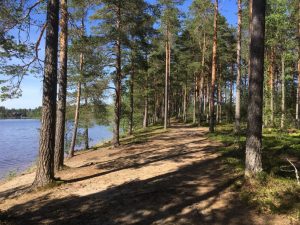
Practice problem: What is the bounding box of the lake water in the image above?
[0,119,112,179]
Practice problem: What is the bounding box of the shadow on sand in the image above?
[0,125,276,225]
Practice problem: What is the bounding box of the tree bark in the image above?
[206,80,210,123]
[143,78,148,128]
[230,64,234,122]
[296,1,300,128]
[32,0,59,188]
[297,82,299,127]
[112,4,121,147]
[168,32,171,126]
[245,0,266,177]
[84,126,89,149]
[248,0,253,81]
[198,33,206,126]
[235,0,242,133]
[209,0,218,132]
[164,28,169,129]
[203,86,206,121]
[69,15,85,156]
[281,56,285,129]
[84,91,89,149]
[69,80,81,157]
[217,78,222,124]
[154,88,158,123]
[270,48,275,126]
[128,61,134,135]
[54,0,68,171]
[183,82,187,123]
[193,74,197,124]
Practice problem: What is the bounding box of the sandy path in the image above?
[0,125,292,225]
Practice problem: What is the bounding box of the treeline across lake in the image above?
[0,107,42,119]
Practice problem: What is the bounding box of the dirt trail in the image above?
[0,125,292,225]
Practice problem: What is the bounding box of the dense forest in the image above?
[0,0,299,223]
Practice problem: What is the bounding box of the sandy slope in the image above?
[0,125,294,225]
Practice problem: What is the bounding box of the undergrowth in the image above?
[208,123,300,222]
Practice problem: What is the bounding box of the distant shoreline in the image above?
[0,117,40,119]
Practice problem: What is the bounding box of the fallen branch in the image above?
[286,158,300,185]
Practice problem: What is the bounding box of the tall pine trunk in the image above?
[33,0,59,188]
[230,64,234,122]
[164,29,169,129]
[248,0,253,82]
[69,16,85,157]
[206,81,210,123]
[69,80,81,157]
[235,0,242,133]
[183,81,187,123]
[245,0,266,177]
[143,77,148,128]
[168,34,171,126]
[296,2,300,128]
[203,85,206,121]
[209,0,218,132]
[217,79,222,123]
[270,48,275,126]
[193,74,197,124]
[54,0,68,171]
[112,5,121,147]
[84,90,89,150]
[128,61,134,135]
[297,59,300,127]
[198,33,206,126]
[84,126,89,149]
[281,56,285,129]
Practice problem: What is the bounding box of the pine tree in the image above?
[32,0,59,188]
[54,0,68,171]
[235,0,242,133]
[209,0,218,133]
[245,0,266,177]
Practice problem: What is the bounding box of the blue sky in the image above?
[1,0,237,109]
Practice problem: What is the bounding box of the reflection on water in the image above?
[0,119,112,179]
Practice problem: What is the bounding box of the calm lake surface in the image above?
[0,119,112,179]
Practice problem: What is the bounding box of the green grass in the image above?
[209,124,300,222]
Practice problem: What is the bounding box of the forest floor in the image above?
[0,124,297,225]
